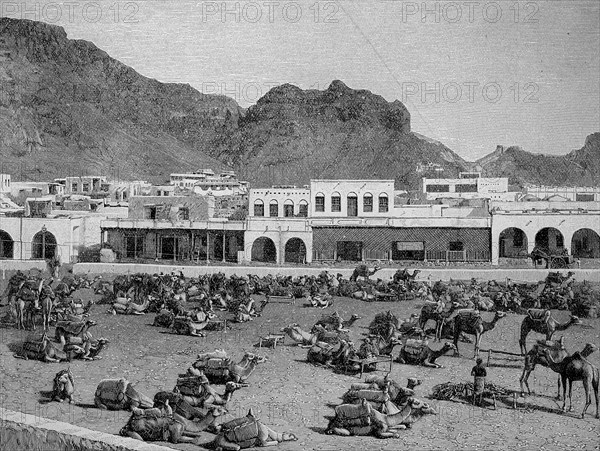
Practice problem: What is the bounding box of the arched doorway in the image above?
[251,237,276,263]
[0,230,14,259]
[571,228,600,258]
[535,227,564,253]
[32,229,57,259]
[284,238,306,263]
[498,227,528,258]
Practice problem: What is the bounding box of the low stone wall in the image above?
[73,262,600,282]
[0,408,172,451]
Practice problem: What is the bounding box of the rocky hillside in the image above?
[214,81,469,188]
[0,18,240,183]
[1,18,598,190]
[471,133,600,187]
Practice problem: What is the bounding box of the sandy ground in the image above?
[1,273,599,451]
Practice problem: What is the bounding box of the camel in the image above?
[396,340,457,368]
[349,263,382,282]
[55,319,97,345]
[312,312,361,333]
[13,333,71,363]
[307,339,354,367]
[311,324,351,344]
[368,311,401,342]
[51,368,74,403]
[193,353,267,384]
[95,378,154,410]
[41,295,53,331]
[327,397,437,438]
[542,346,600,419]
[209,408,298,450]
[281,324,318,347]
[158,380,248,412]
[362,335,402,357]
[393,269,421,283]
[111,296,150,315]
[64,335,110,361]
[519,337,568,398]
[120,401,227,444]
[344,378,420,412]
[519,309,581,355]
[419,301,460,342]
[453,310,507,358]
[172,315,210,337]
[520,340,597,399]
[16,279,44,330]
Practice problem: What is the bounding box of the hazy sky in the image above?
[4,0,600,160]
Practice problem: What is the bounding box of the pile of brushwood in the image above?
[430,381,513,402]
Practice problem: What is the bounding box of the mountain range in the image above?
[1,18,598,190]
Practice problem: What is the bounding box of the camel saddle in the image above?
[527,309,551,323]
[95,378,129,409]
[404,339,428,356]
[221,414,260,447]
[21,337,47,356]
[175,375,206,396]
[333,402,373,427]
[18,286,39,302]
[457,310,482,329]
[55,321,88,335]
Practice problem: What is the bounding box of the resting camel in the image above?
[519,309,581,355]
[349,263,381,282]
[453,310,507,358]
[52,368,75,403]
[327,397,437,438]
[120,401,227,444]
[193,352,267,384]
[313,312,361,333]
[281,324,318,347]
[396,340,457,368]
[13,333,71,363]
[210,408,298,450]
[542,345,600,419]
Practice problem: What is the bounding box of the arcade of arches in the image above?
[498,226,600,259]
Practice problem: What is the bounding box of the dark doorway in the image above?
[572,228,600,258]
[125,235,144,258]
[251,237,277,263]
[336,241,363,261]
[32,230,57,259]
[285,238,306,263]
[161,237,179,260]
[535,227,564,252]
[0,230,14,259]
[392,241,424,261]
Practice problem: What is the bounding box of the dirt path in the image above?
[1,278,599,450]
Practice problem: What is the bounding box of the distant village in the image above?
[0,168,599,267]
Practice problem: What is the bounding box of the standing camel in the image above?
[542,345,600,419]
[519,309,581,355]
[349,263,381,282]
[453,310,507,358]
[419,301,460,342]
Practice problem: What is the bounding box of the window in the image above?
[347,194,358,217]
[378,193,389,213]
[455,184,477,193]
[269,201,278,217]
[298,201,308,217]
[576,193,594,202]
[331,192,341,212]
[556,234,564,248]
[253,200,264,217]
[363,194,373,212]
[513,229,524,247]
[144,206,157,220]
[284,203,294,217]
[426,184,450,192]
[315,194,325,212]
[178,207,190,220]
[82,183,90,192]
[449,241,464,251]
[71,183,78,192]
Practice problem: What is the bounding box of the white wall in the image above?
[310,180,394,217]
[249,188,310,217]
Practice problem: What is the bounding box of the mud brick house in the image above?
[101,195,245,262]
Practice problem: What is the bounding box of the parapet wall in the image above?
[0,408,172,451]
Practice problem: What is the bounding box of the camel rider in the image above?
[471,358,487,406]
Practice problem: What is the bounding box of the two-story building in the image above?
[422,173,517,201]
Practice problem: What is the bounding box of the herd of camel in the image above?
[1,264,599,449]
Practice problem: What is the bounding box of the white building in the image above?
[1,174,11,194]
[523,185,600,202]
[310,180,395,217]
[422,173,513,200]
[170,169,248,197]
